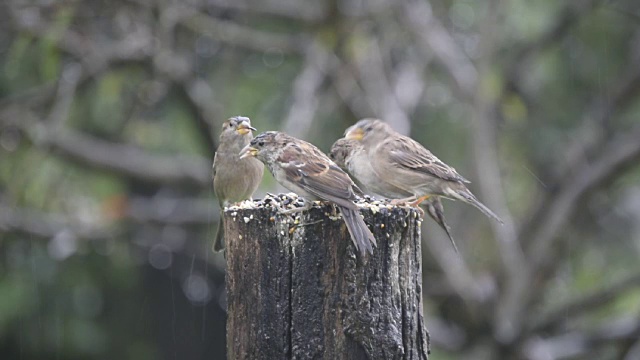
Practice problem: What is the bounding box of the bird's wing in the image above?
[383,136,470,183]
[211,152,218,181]
[277,143,361,208]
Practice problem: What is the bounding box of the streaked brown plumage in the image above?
[330,137,459,252]
[212,116,264,252]
[329,138,410,199]
[240,131,376,256]
[345,119,503,224]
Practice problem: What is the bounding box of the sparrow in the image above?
[345,119,503,224]
[239,131,376,256]
[330,137,459,252]
[329,138,411,199]
[212,116,264,252]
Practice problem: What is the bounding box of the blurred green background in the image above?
[1,0,640,359]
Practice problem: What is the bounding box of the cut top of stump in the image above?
[223,193,430,360]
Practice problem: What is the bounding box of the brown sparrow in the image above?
[345,119,502,224]
[330,137,459,252]
[212,116,264,252]
[329,138,411,199]
[239,131,376,256]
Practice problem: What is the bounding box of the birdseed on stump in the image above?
[224,193,430,360]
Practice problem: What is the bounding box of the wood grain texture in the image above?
[225,201,429,360]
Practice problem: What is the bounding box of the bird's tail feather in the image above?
[453,189,504,224]
[212,219,225,252]
[425,198,458,253]
[340,207,376,256]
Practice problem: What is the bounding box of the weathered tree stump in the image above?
[224,194,430,360]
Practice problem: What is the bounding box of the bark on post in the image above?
[224,194,430,360]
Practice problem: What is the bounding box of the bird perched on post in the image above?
[330,137,458,252]
[239,131,376,256]
[329,138,410,199]
[212,116,264,252]
[345,119,503,224]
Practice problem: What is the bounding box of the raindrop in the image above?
[148,244,172,270]
[262,48,284,68]
[183,274,212,304]
[0,127,21,152]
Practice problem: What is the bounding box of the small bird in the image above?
[212,116,264,252]
[345,119,503,224]
[239,131,376,256]
[330,137,459,252]
[329,138,410,199]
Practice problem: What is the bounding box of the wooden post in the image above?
[224,195,430,360]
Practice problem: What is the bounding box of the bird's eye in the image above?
[229,123,233,128]
[258,141,265,147]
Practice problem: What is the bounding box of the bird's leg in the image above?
[409,195,430,207]
[389,196,417,206]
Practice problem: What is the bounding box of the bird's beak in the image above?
[345,126,364,141]
[239,145,258,159]
[236,122,257,135]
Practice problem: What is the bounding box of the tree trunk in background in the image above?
[224,200,430,360]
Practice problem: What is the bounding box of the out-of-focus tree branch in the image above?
[423,236,492,307]
[179,6,306,54]
[0,203,113,240]
[468,0,529,343]
[176,78,221,153]
[425,316,467,352]
[37,126,210,187]
[328,55,374,118]
[47,64,82,128]
[12,12,152,74]
[506,0,603,81]
[206,0,327,23]
[354,38,413,134]
[126,196,216,225]
[0,195,216,240]
[523,317,640,360]
[531,271,640,334]
[2,107,211,187]
[519,60,640,245]
[402,0,528,336]
[502,1,603,116]
[401,0,640,347]
[504,60,640,333]
[282,42,330,139]
[526,130,640,268]
[402,0,477,99]
[555,61,640,180]
[500,126,640,343]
